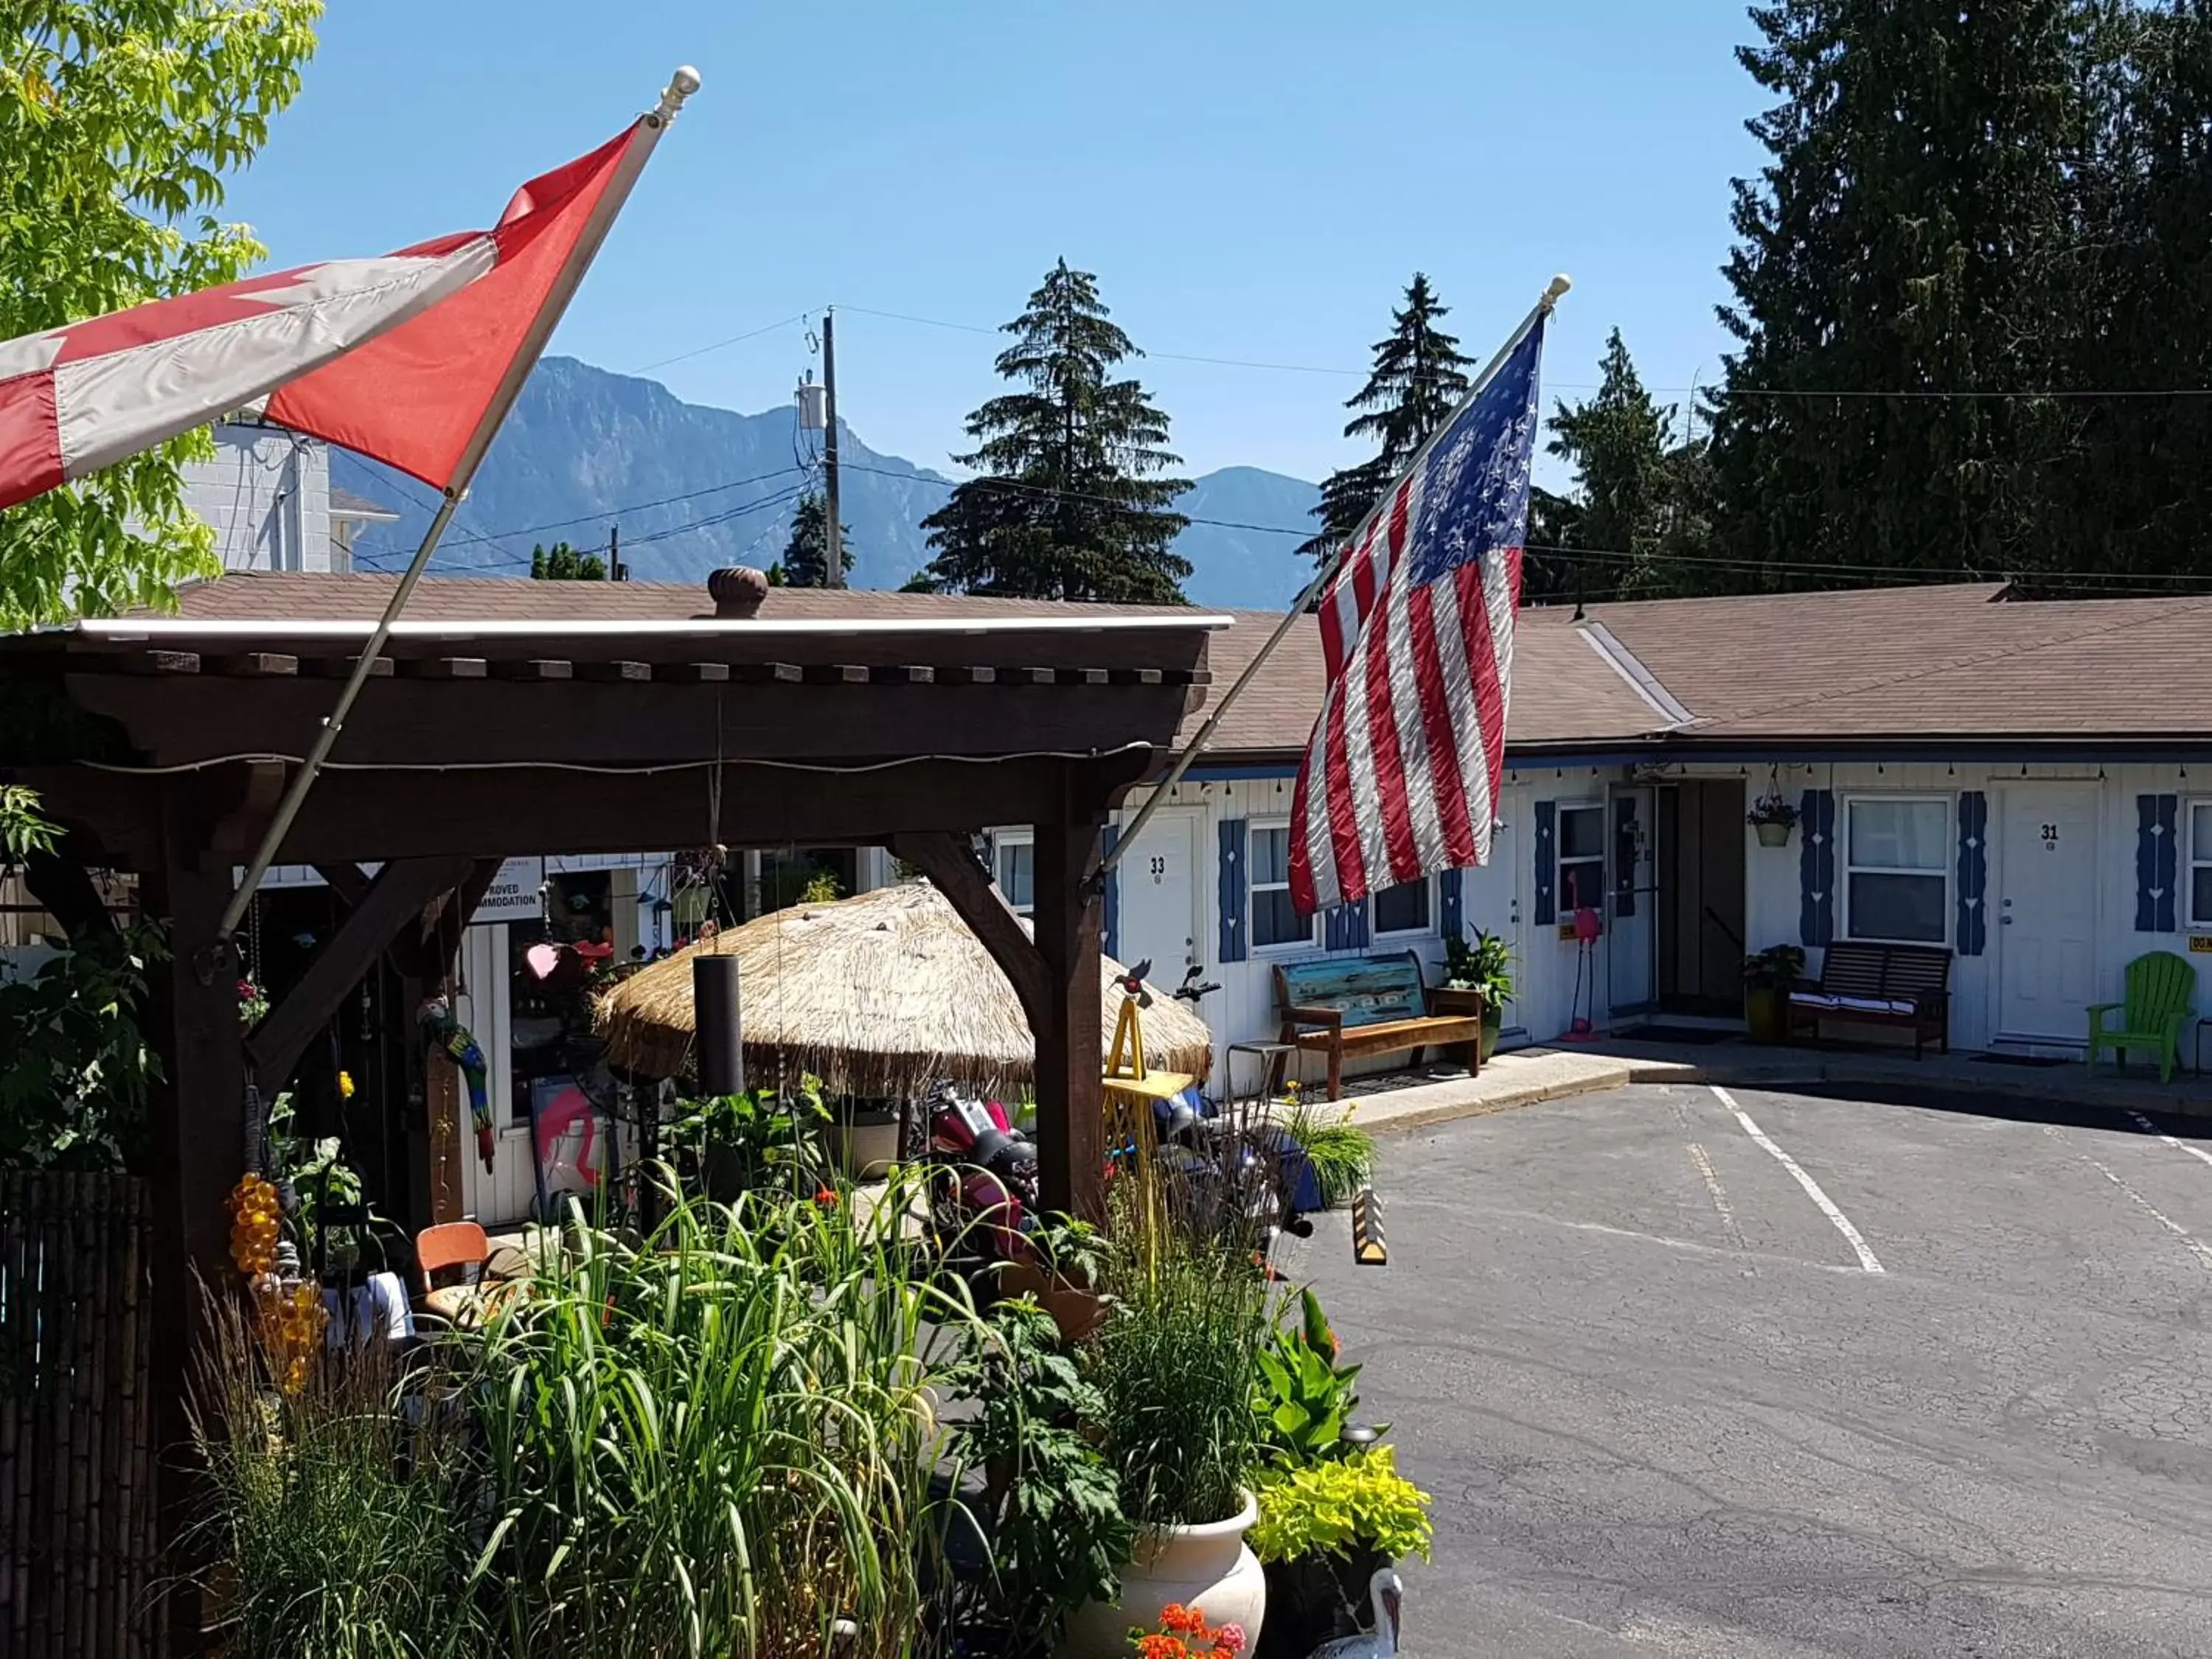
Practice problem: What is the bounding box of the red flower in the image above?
[1161,1604,1205,1636]
[1135,1638,1187,1659]
[813,1185,841,1208]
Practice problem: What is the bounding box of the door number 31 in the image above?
[2040,823,2059,849]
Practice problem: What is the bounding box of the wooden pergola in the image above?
[0,577,1222,1537]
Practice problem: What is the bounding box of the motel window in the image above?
[995,835,1034,917]
[2191,802,2212,929]
[1372,877,1432,937]
[1251,823,1316,950]
[1557,804,1607,917]
[1845,796,1949,945]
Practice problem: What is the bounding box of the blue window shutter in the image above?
[1799,789,1835,947]
[2138,793,2180,932]
[1533,801,1557,926]
[1439,868,1464,940]
[1218,818,1249,963]
[1324,900,1370,952]
[1100,824,1121,961]
[1954,791,1987,956]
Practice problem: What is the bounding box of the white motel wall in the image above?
[1088,757,2211,1093]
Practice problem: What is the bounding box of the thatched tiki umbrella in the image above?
[597,880,1213,1097]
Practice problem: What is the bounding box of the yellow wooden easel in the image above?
[1101,995,1196,1174]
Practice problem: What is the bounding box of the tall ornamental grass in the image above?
[469,1169,983,1658]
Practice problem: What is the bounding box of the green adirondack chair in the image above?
[2086,951,2197,1084]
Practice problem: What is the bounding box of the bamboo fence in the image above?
[0,1172,158,1659]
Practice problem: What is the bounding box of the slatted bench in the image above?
[1271,950,1484,1101]
[1786,941,1952,1057]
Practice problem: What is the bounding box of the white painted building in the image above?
[180,422,397,572]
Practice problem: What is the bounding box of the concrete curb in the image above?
[1354,1051,2209,1138]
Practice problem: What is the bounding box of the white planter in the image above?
[1060,1488,1267,1658]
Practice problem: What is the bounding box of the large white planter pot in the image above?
[1060,1488,1267,1658]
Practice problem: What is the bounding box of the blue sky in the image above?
[227,1,1765,485]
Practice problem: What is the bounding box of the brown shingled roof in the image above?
[122,570,2212,752]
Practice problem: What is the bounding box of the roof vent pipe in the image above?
[707,566,768,619]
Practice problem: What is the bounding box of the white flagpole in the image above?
[216,66,703,946]
[1096,273,1571,886]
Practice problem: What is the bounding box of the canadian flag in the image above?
[0,117,657,512]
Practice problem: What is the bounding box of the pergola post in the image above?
[140,790,248,1635]
[1032,807,1108,1222]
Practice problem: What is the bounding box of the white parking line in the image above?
[1709,1085,1886,1274]
[1686,1141,1755,1275]
[2129,1112,2212,1172]
[2045,1124,2212,1273]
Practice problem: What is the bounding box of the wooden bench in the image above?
[1272,950,1484,1102]
[1786,941,1952,1057]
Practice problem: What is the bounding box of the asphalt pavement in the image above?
[1290,1082,2212,1658]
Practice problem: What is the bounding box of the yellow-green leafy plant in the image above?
[1250,1445,1433,1568]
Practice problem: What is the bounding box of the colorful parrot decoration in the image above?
[420,999,494,1172]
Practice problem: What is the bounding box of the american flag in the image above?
[1289,316,1548,914]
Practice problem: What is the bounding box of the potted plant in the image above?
[1742,943,1806,1043]
[1444,929,1516,1062]
[953,1300,1133,1658]
[1747,792,1800,849]
[667,1082,823,1200]
[1061,1228,1273,1657]
[1245,1289,1429,1658]
[997,1214,1113,1344]
[824,1090,902,1180]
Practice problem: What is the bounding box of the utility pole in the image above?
[822,305,844,588]
[609,523,625,582]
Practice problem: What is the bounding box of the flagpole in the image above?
[215,65,703,947]
[1094,273,1571,887]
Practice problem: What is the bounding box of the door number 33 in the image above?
[1148,855,1168,884]
[2040,823,2060,849]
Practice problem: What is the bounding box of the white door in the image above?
[1458,801,1531,1037]
[1998,785,2100,1042]
[1116,810,1200,987]
[1608,786,1656,1018]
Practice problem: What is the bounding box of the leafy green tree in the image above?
[779,490,852,587]
[1705,0,2082,587]
[917,260,1191,603]
[0,1,323,629]
[1539,329,1705,601]
[528,540,607,580]
[1300,274,1473,566]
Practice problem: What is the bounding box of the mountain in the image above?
[345,356,1318,608]
[1173,466,1321,611]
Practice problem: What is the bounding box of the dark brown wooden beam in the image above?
[17,748,1161,871]
[397,656,487,681]
[869,664,933,685]
[314,862,372,908]
[21,849,115,939]
[244,855,476,1088]
[119,650,199,675]
[490,658,573,682]
[663,661,730,684]
[1032,807,1108,1221]
[576,659,651,684]
[889,830,1050,1032]
[140,793,244,1610]
[60,674,1198,770]
[305,654,392,678]
[209,652,297,678]
[801,664,871,685]
[937,665,997,686]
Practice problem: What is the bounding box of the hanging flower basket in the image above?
[1747,792,1798,848]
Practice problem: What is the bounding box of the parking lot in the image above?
[1297,1082,2212,1658]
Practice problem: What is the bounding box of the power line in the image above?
[630,311,815,375]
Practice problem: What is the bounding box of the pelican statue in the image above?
[1310,1567,1402,1656]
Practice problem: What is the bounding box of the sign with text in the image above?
[2191,934,2212,956]
[471,857,545,925]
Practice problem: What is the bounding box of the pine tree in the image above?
[1706,0,2083,586]
[529,541,607,580]
[1299,274,1474,566]
[779,492,853,587]
[917,260,1191,602]
[1540,329,1703,601]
